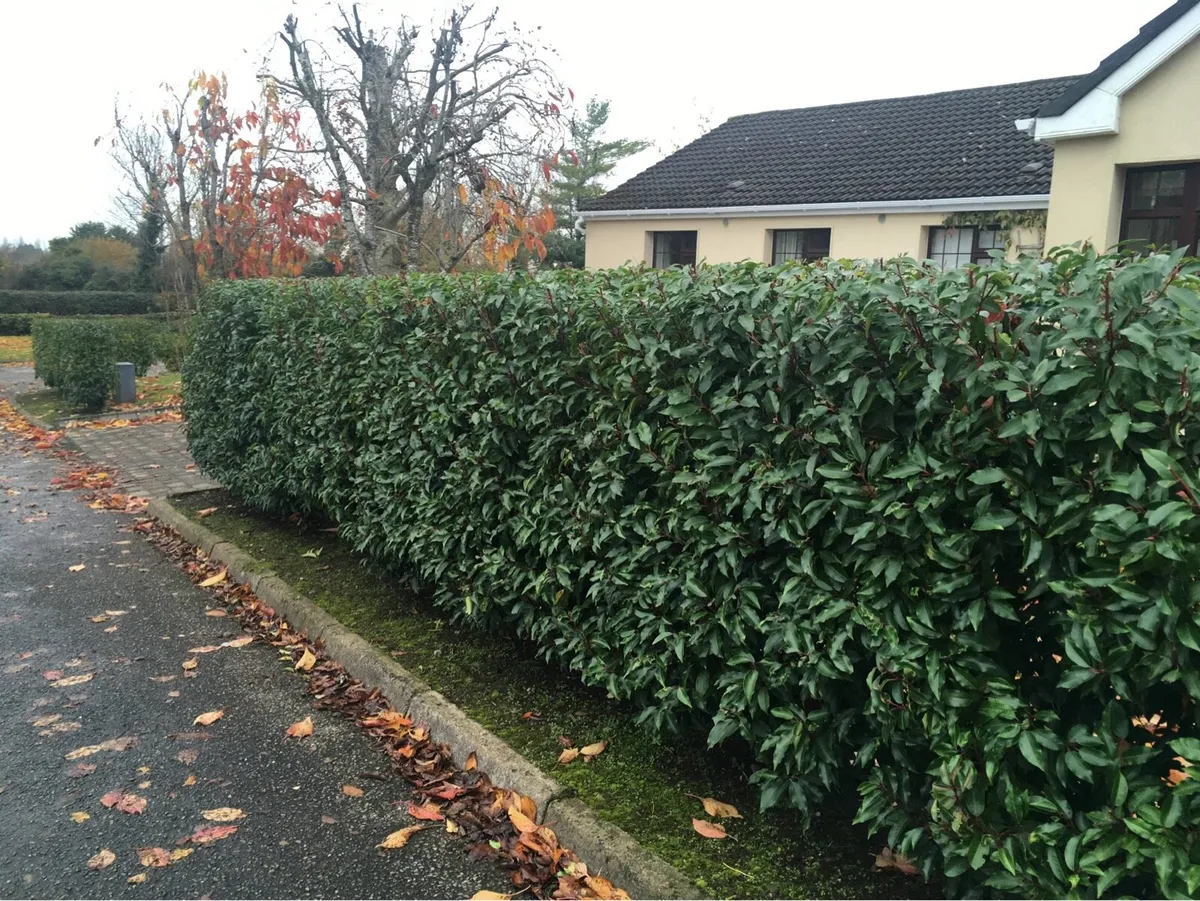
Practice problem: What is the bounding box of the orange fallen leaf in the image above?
[189,645,222,654]
[507,806,537,833]
[696,796,742,819]
[295,648,317,672]
[183,774,197,786]
[557,747,580,766]
[342,784,364,797]
[580,740,607,759]
[584,875,624,900]
[138,847,171,868]
[201,807,245,822]
[32,714,61,727]
[89,615,108,623]
[464,752,478,771]
[187,824,238,844]
[64,736,136,760]
[87,849,116,870]
[196,507,218,517]
[101,790,147,814]
[193,710,224,726]
[286,716,314,739]
[169,848,193,862]
[127,873,147,884]
[471,893,512,900]
[205,609,227,618]
[407,801,445,821]
[377,825,426,850]
[198,569,227,588]
[70,811,90,823]
[692,818,728,840]
[69,564,86,572]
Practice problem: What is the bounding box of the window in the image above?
[927,226,1008,269]
[771,228,831,264]
[651,231,697,268]
[1121,165,1200,253]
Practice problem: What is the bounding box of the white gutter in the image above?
[578,194,1050,221]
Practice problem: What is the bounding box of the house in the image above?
[580,0,1200,270]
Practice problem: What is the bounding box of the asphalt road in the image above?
[0,430,507,898]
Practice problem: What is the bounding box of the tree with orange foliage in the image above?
[111,72,342,297]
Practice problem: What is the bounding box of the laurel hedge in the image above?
[0,313,48,335]
[0,289,155,315]
[184,249,1200,897]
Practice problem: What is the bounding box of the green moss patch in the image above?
[174,489,933,900]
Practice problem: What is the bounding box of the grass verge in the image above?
[173,489,935,901]
[0,335,33,364]
[16,372,181,422]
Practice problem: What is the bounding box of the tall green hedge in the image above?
[0,312,48,335]
[184,250,1200,897]
[0,289,154,315]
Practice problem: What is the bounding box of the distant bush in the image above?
[0,313,48,335]
[185,251,1200,898]
[0,290,154,316]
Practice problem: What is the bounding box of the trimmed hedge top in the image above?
[184,250,1200,897]
[0,289,154,315]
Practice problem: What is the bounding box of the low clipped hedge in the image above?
[0,289,154,315]
[0,312,48,335]
[184,250,1200,897]
[31,316,178,410]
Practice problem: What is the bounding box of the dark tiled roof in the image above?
[581,77,1078,212]
[1037,0,1199,117]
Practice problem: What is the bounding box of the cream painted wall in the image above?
[1044,35,1200,249]
[584,212,954,269]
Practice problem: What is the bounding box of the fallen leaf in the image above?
[875,846,919,876]
[196,507,218,517]
[198,568,227,588]
[138,780,152,789]
[183,775,197,787]
[104,626,118,633]
[221,636,254,649]
[558,736,575,748]
[557,748,580,766]
[205,609,227,618]
[507,806,537,833]
[100,790,147,814]
[138,848,171,868]
[295,648,317,672]
[104,610,127,617]
[32,714,61,727]
[70,811,91,823]
[137,766,151,774]
[87,849,116,870]
[168,690,180,698]
[176,748,200,765]
[69,564,86,572]
[407,801,445,821]
[464,752,478,771]
[193,710,224,726]
[186,824,238,844]
[376,825,426,850]
[584,875,624,900]
[41,721,82,736]
[201,807,245,822]
[471,893,512,900]
[692,818,728,840]
[67,763,97,777]
[445,818,460,834]
[580,739,607,759]
[64,736,136,760]
[51,673,94,688]
[127,873,147,884]
[342,784,364,797]
[89,615,109,623]
[286,716,314,739]
[188,645,221,654]
[150,675,176,683]
[42,670,63,681]
[697,796,742,819]
[181,659,198,671]
[321,815,337,825]
[169,847,193,862]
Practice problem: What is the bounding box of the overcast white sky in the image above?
[0,0,1174,243]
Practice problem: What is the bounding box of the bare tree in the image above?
[278,3,562,273]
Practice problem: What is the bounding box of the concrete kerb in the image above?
[148,494,701,900]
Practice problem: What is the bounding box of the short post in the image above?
[115,362,136,404]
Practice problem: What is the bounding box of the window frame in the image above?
[1120,163,1200,253]
[927,225,1008,269]
[650,230,698,268]
[770,228,832,265]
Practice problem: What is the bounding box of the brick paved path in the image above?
[2,366,220,498]
[66,422,220,498]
